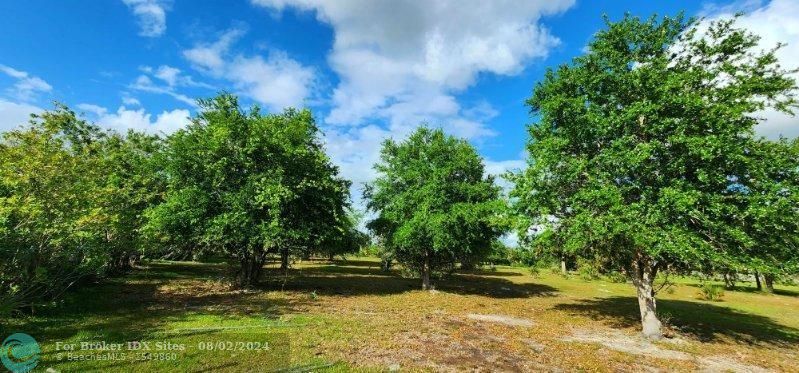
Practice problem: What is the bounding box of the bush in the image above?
[358,245,381,257]
[1,106,165,314]
[577,258,600,281]
[698,283,725,301]
[605,271,627,283]
[507,247,537,267]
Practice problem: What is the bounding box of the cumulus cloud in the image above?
[250,1,571,191]
[78,103,190,134]
[183,28,316,111]
[0,64,52,101]
[252,0,573,127]
[0,99,41,132]
[703,0,799,139]
[122,0,170,37]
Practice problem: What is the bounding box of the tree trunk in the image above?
[460,260,475,271]
[764,274,775,293]
[560,258,567,274]
[630,258,662,340]
[421,252,431,290]
[239,258,253,288]
[754,271,762,291]
[238,253,265,288]
[723,272,735,290]
[280,248,289,270]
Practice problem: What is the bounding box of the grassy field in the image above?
[3,258,798,372]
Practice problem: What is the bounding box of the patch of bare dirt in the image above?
[467,313,534,327]
[563,329,690,360]
[563,329,773,372]
[698,356,771,373]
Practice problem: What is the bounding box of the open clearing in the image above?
[5,258,798,372]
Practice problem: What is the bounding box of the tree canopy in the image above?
[510,14,798,339]
[0,105,164,313]
[365,127,504,289]
[145,94,352,286]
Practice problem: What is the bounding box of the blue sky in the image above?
[1,0,797,199]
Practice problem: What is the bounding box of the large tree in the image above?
[510,14,797,339]
[365,127,504,290]
[146,94,351,286]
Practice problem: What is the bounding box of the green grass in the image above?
[3,258,798,372]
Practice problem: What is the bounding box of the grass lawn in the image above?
[3,258,798,372]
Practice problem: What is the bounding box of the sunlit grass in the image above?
[3,258,798,371]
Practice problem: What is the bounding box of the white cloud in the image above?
[484,157,526,196]
[226,53,315,110]
[121,95,141,106]
[153,65,180,86]
[704,0,799,139]
[81,104,190,134]
[183,28,246,73]
[183,28,316,111]
[0,64,52,101]
[128,65,213,107]
[756,108,799,139]
[131,75,197,107]
[0,99,41,132]
[144,65,214,89]
[122,0,169,37]
[484,158,526,178]
[252,0,573,127]
[323,124,392,186]
[76,103,108,117]
[5,101,187,136]
[251,0,572,191]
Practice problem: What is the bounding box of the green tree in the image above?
[318,208,369,261]
[365,127,504,289]
[0,104,163,313]
[146,94,350,286]
[98,130,166,273]
[510,14,797,339]
[740,139,799,292]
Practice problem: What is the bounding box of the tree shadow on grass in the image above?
[2,262,300,349]
[554,296,799,346]
[457,268,524,277]
[683,282,799,297]
[260,265,556,298]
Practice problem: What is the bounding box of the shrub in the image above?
[698,283,724,301]
[577,258,600,281]
[605,271,627,283]
[358,245,381,257]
